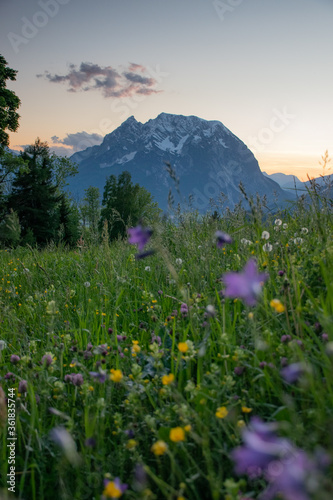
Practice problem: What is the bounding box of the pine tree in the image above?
[100,171,160,242]
[8,139,61,245]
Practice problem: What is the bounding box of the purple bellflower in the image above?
[215,230,232,247]
[222,259,268,306]
[128,225,152,252]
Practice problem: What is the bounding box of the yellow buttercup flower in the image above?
[162,373,175,385]
[241,406,252,413]
[110,369,123,383]
[215,406,228,419]
[151,440,168,456]
[170,427,185,442]
[178,342,188,353]
[270,299,285,313]
[103,481,122,498]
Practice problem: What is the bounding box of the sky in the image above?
[1,0,332,180]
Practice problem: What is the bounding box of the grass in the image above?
[0,193,333,499]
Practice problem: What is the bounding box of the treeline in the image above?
[0,139,160,248]
[0,54,160,248]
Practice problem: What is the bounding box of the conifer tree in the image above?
[8,138,61,245]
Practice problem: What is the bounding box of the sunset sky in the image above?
[1,0,332,180]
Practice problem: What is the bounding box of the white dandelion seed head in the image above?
[145,266,151,272]
[84,281,91,288]
[294,238,303,245]
[301,227,309,234]
[261,231,270,240]
[175,258,183,265]
[263,243,273,252]
[274,219,282,226]
[283,223,288,229]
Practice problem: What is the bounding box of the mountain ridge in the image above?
[68,113,293,212]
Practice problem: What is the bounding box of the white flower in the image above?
[175,258,183,265]
[23,268,30,273]
[261,231,270,240]
[263,243,273,252]
[294,238,303,245]
[274,226,279,231]
[84,281,91,288]
[0,340,7,350]
[274,219,282,226]
[301,227,309,234]
[145,266,151,272]
[283,223,288,229]
[197,245,202,249]
[240,238,252,246]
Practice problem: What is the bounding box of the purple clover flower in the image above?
[10,354,20,364]
[42,354,53,367]
[215,230,232,247]
[222,259,268,306]
[18,380,28,393]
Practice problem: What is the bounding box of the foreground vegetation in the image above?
[0,190,333,500]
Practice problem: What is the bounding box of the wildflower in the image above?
[280,363,306,384]
[322,333,329,342]
[294,237,304,244]
[151,440,168,456]
[241,406,252,413]
[283,223,288,229]
[42,354,53,367]
[128,225,152,251]
[50,427,80,466]
[222,259,268,306]
[170,427,185,442]
[10,354,20,364]
[103,477,128,499]
[84,281,91,287]
[162,373,175,385]
[278,270,285,276]
[216,406,228,419]
[263,243,273,252]
[71,374,84,386]
[280,335,291,343]
[234,366,245,376]
[206,304,216,317]
[145,266,151,272]
[215,231,232,247]
[18,380,28,393]
[175,258,183,265]
[178,342,189,353]
[231,417,292,477]
[301,227,308,234]
[274,219,282,226]
[89,370,107,383]
[261,231,270,240]
[270,299,285,313]
[84,437,96,448]
[110,369,123,383]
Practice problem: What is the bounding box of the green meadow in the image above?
[1,192,333,500]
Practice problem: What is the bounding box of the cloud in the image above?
[51,131,103,151]
[37,62,162,98]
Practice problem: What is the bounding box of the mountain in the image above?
[263,172,305,191]
[68,113,293,212]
